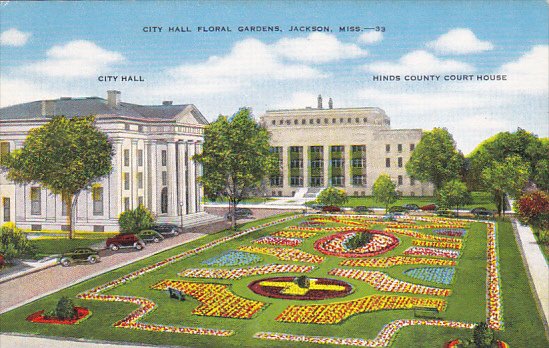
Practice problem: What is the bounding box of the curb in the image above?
[0,259,59,285]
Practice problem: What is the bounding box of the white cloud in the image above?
[0,77,77,107]
[449,116,510,130]
[0,28,31,46]
[496,45,548,93]
[426,28,494,55]
[362,50,474,75]
[358,31,383,44]
[272,92,318,109]
[24,40,124,78]
[273,33,367,63]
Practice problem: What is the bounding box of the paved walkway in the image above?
[513,219,549,327]
[0,333,185,348]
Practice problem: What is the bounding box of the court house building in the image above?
[0,90,221,232]
[261,95,434,197]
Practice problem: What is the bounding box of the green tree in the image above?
[0,116,113,239]
[316,186,348,206]
[372,174,398,212]
[194,108,276,228]
[406,128,464,190]
[468,128,548,190]
[437,179,471,216]
[481,156,530,216]
[118,205,155,234]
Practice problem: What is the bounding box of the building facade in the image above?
[0,91,210,232]
[260,95,434,197]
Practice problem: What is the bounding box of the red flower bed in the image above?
[314,230,399,258]
[248,276,353,300]
[26,307,91,325]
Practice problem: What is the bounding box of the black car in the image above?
[225,208,253,221]
[470,207,490,214]
[151,224,183,237]
[388,206,407,213]
[353,206,374,214]
[59,248,100,267]
[403,204,420,211]
[138,230,165,243]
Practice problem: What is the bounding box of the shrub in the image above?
[515,190,549,241]
[345,232,373,250]
[316,187,348,207]
[0,223,34,262]
[118,205,155,234]
[472,322,494,348]
[45,297,76,319]
[295,275,310,289]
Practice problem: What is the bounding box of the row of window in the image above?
[270,175,415,187]
[274,145,380,155]
[123,149,169,167]
[386,143,415,152]
[123,124,203,134]
[386,157,404,168]
[271,117,390,126]
[29,186,104,216]
[289,158,369,169]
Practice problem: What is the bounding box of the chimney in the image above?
[107,90,121,108]
[162,101,173,105]
[41,100,55,116]
[317,94,323,109]
[328,98,333,109]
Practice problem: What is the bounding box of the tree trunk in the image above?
[69,193,80,239]
[230,198,237,229]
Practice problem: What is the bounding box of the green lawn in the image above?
[0,214,546,348]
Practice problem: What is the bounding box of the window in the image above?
[61,192,69,216]
[270,146,282,154]
[286,119,291,125]
[279,119,283,125]
[340,118,344,123]
[310,177,323,187]
[161,188,168,213]
[0,142,10,157]
[302,119,306,125]
[410,177,416,186]
[398,157,403,168]
[93,225,105,232]
[385,144,391,152]
[289,146,303,153]
[161,150,167,166]
[125,123,131,131]
[161,171,167,186]
[92,186,104,215]
[398,175,403,186]
[352,145,366,152]
[309,119,314,124]
[31,225,42,231]
[332,176,344,187]
[324,118,328,124]
[331,145,344,152]
[290,176,303,187]
[124,197,130,211]
[138,125,143,132]
[332,118,336,123]
[363,117,368,123]
[347,117,352,123]
[124,172,130,190]
[31,187,41,215]
[310,160,323,168]
[271,120,275,125]
[397,144,403,152]
[137,172,143,189]
[294,119,298,125]
[3,197,10,222]
[352,158,365,168]
[385,158,391,168]
[331,159,344,167]
[124,149,130,166]
[355,117,360,123]
[410,143,415,151]
[310,146,323,153]
[270,176,283,187]
[352,175,365,186]
[137,150,143,166]
[290,159,303,168]
[316,118,320,124]
[138,196,144,206]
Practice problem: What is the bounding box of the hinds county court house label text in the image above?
[372,75,508,82]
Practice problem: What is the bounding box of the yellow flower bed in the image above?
[340,256,456,268]
[238,246,324,264]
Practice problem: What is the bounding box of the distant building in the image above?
[260,95,434,197]
[0,90,220,232]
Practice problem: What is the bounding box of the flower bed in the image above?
[275,295,447,324]
[433,229,466,237]
[403,267,455,285]
[26,307,91,325]
[384,228,462,243]
[249,276,353,300]
[271,230,318,239]
[201,250,262,267]
[486,223,503,330]
[329,268,451,296]
[340,256,456,268]
[238,246,324,263]
[178,264,314,280]
[151,280,266,319]
[253,236,303,246]
[412,240,462,250]
[403,247,460,259]
[314,230,399,258]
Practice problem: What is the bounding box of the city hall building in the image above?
[0,90,221,232]
[261,95,434,197]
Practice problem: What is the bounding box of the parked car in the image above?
[382,213,396,221]
[309,203,325,210]
[403,204,420,211]
[353,206,374,214]
[435,209,456,217]
[59,248,100,267]
[224,208,253,221]
[474,210,494,219]
[106,234,145,251]
[420,204,438,211]
[151,224,183,237]
[392,211,406,217]
[138,230,164,243]
[470,207,490,215]
[388,206,407,213]
[322,205,341,213]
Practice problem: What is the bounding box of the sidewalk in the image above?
[512,219,549,328]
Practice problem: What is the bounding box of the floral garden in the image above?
[0,213,547,347]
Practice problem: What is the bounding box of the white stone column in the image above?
[166,141,178,216]
[177,141,187,216]
[196,142,204,212]
[146,140,158,214]
[109,140,123,219]
[188,142,197,214]
[323,145,330,187]
[131,139,138,209]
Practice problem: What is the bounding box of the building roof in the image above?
[0,95,208,124]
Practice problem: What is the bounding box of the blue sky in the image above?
[1,1,547,154]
